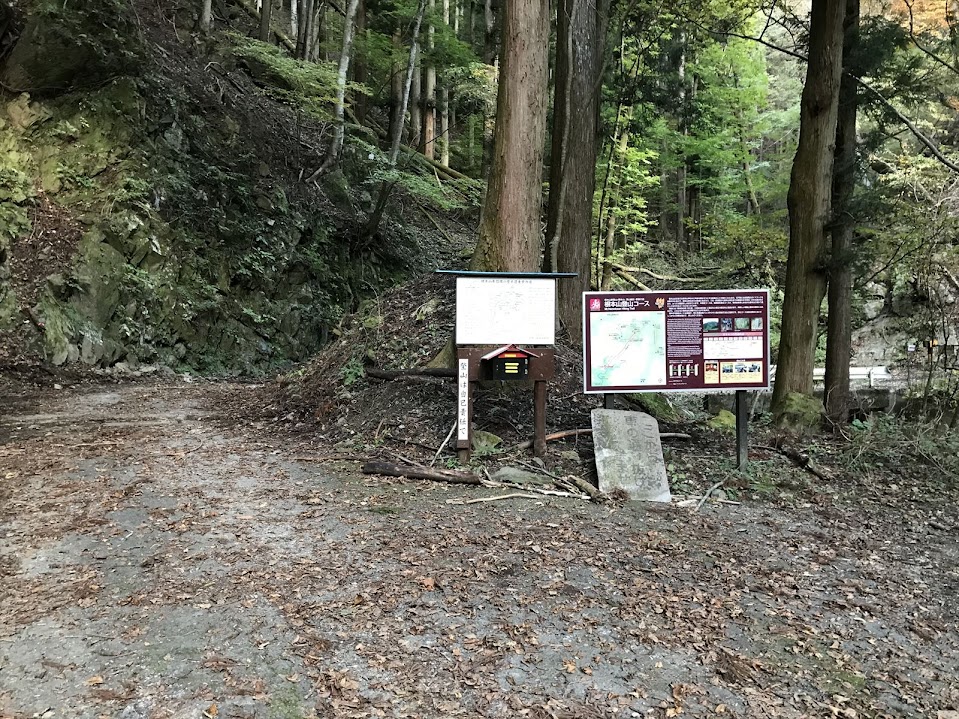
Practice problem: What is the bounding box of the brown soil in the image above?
[1,374,958,719]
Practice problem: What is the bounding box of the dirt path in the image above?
[1,380,957,719]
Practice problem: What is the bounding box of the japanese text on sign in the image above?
[582,289,770,393]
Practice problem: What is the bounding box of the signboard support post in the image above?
[533,381,547,457]
[735,389,748,469]
[603,394,615,410]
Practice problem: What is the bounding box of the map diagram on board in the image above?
[589,311,667,388]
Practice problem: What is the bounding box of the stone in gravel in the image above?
[591,409,671,502]
[489,466,555,487]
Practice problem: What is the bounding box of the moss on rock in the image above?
[776,392,824,432]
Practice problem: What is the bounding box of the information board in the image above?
[456,276,556,345]
[583,290,770,393]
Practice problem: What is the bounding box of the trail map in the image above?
[589,311,667,388]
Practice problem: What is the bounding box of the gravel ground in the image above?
[1,379,958,719]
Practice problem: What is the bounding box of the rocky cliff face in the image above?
[0,0,416,374]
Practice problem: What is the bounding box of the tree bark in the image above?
[771,0,846,419]
[469,0,549,272]
[410,57,422,150]
[543,0,607,337]
[824,0,860,426]
[352,0,367,122]
[308,0,360,178]
[200,0,213,31]
[439,0,451,166]
[423,0,437,159]
[258,0,273,41]
[364,0,428,238]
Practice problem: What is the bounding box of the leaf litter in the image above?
[1,332,958,717]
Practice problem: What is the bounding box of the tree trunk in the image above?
[389,26,405,146]
[309,0,360,178]
[259,0,273,41]
[675,35,687,251]
[200,0,213,31]
[470,0,549,272]
[423,0,437,160]
[410,58,422,149]
[483,0,496,64]
[364,0,428,238]
[824,0,860,426]
[352,0,367,122]
[600,111,630,291]
[543,0,607,337]
[309,0,323,61]
[439,0,451,166]
[771,0,846,420]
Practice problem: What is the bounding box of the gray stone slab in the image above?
[591,409,671,502]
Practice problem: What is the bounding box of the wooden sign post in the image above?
[438,270,575,464]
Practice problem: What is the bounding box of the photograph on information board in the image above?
[582,290,770,393]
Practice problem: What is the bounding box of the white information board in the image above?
[455,277,556,345]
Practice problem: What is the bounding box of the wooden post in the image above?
[603,393,616,409]
[456,354,472,463]
[533,380,547,457]
[735,389,748,469]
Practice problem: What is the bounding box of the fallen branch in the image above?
[610,265,652,291]
[448,492,541,504]
[562,474,606,502]
[362,460,482,484]
[604,261,706,283]
[695,479,726,512]
[366,368,456,380]
[511,428,691,451]
[501,482,590,500]
[431,420,456,467]
[756,444,833,481]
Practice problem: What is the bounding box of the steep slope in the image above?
[0,0,454,374]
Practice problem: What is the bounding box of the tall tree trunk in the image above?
[259,0,273,41]
[483,0,496,64]
[544,0,607,336]
[423,0,437,159]
[200,0,213,31]
[675,34,687,251]
[824,0,860,426]
[308,0,360,178]
[439,0,451,166]
[600,112,631,291]
[410,59,422,149]
[470,0,549,272]
[353,0,367,122]
[771,0,846,421]
[365,0,428,238]
[389,27,405,146]
[290,0,298,40]
[309,0,323,61]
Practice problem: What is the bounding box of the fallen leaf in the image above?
[419,577,436,591]
[563,659,577,673]
[202,703,218,718]
[84,676,105,686]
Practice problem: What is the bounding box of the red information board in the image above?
[583,290,770,393]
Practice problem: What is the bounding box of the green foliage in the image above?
[32,0,142,78]
[226,35,351,120]
[844,414,959,485]
[0,167,32,240]
[340,356,366,386]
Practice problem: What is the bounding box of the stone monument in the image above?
[591,409,671,502]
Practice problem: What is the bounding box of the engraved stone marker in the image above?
[591,409,671,502]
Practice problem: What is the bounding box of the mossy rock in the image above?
[626,392,682,423]
[775,392,824,432]
[708,409,737,433]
